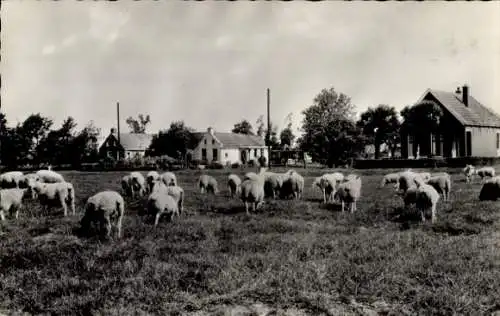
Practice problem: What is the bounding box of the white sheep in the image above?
[240,178,265,215]
[160,171,177,187]
[380,172,400,188]
[147,191,180,227]
[426,174,452,201]
[227,174,242,198]
[198,175,219,194]
[334,175,362,213]
[151,180,185,215]
[129,172,146,197]
[397,170,420,194]
[0,171,25,188]
[313,172,344,203]
[34,181,76,216]
[476,166,495,181]
[414,177,440,223]
[263,172,284,199]
[0,183,36,221]
[35,169,65,183]
[243,167,268,182]
[81,191,125,239]
[280,171,305,200]
[146,171,160,193]
[463,164,476,183]
[417,172,431,182]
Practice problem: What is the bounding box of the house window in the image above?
[212,139,215,145]
[213,149,218,161]
[202,148,207,160]
[497,133,499,149]
[261,149,264,156]
[225,153,228,158]
[254,149,258,157]
[204,139,207,145]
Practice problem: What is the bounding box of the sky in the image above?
[2,1,500,140]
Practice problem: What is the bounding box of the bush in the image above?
[258,156,267,167]
[231,162,241,169]
[208,161,224,169]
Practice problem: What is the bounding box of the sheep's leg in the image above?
[0,210,5,222]
[323,189,327,204]
[341,201,345,213]
[420,208,426,223]
[154,211,162,227]
[431,206,436,224]
[245,202,250,215]
[103,215,112,239]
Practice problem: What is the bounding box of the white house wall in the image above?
[470,127,500,157]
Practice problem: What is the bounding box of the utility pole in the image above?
[116,102,121,160]
[267,88,271,169]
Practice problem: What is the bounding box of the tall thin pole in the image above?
[267,88,271,169]
[116,102,121,160]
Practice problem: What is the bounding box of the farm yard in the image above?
[0,167,499,315]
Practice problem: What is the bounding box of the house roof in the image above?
[118,133,153,151]
[195,131,266,148]
[421,89,500,128]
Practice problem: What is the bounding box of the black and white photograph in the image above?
[1,1,500,315]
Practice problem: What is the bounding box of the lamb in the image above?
[147,191,180,227]
[34,181,76,216]
[0,171,25,188]
[0,182,36,221]
[160,172,177,187]
[414,177,440,223]
[146,171,160,193]
[240,178,265,215]
[314,172,344,203]
[463,164,476,183]
[380,172,400,188]
[80,191,125,239]
[476,166,495,181]
[280,171,305,200]
[35,169,65,183]
[334,175,362,213]
[426,174,452,201]
[478,176,500,201]
[227,174,242,198]
[198,175,219,194]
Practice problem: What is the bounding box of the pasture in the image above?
[0,167,499,315]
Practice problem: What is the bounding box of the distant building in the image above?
[401,85,500,158]
[191,127,269,164]
[99,128,153,160]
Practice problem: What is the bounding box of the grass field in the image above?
[1,167,499,315]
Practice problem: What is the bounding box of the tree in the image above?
[265,122,280,149]
[401,100,443,157]
[299,86,364,166]
[280,113,295,149]
[146,121,198,159]
[126,114,151,133]
[255,115,265,137]
[232,120,254,135]
[71,121,101,165]
[357,105,401,159]
[37,117,77,165]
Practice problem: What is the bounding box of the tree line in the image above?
[0,86,442,168]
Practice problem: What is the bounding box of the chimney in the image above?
[207,127,214,136]
[455,86,461,95]
[462,85,469,107]
[110,128,117,135]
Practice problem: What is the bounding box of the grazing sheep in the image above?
[146,171,160,193]
[244,167,268,182]
[198,175,219,194]
[476,166,495,181]
[0,171,25,188]
[0,183,36,221]
[426,174,452,201]
[263,173,284,199]
[21,173,41,186]
[414,178,440,223]
[417,172,432,182]
[81,191,125,239]
[280,171,305,200]
[314,172,344,203]
[478,176,500,201]
[227,174,242,198]
[380,172,400,188]
[150,180,185,214]
[147,192,179,227]
[403,185,419,207]
[34,182,76,216]
[463,164,476,183]
[398,170,420,193]
[240,178,265,215]
[121,175,133,197]
[160,172,177,187]
[334,175,362,213]
[35,169,65,183]
[129,172,147,197]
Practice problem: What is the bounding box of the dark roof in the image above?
[195,131,266,148]
[118,133,153,151]
[424,89,500,128]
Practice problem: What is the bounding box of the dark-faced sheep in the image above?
[160,172,177,187]
[34,182,76,216]
[463,164,475,183]
[227,174,242,198]
[146,171,160,193]
[476,167,495,181]
[0,171,25,188]
[414,178,440,223]
[81,191,125,239]
[280,172,305,200]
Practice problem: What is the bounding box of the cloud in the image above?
[41,44,56,55]
[87,6,130,44]
[62,34,77,47]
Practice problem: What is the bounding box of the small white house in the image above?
[99,128,153,160]
[191,127,269,164]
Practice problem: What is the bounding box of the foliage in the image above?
[146,121,198,159]
[280,113,295,149]
[357,105,401,159]
[255,115,265,137]
[232,120,254,135]
[37,117,77,165]
[126,114,151,134]
[299,86,365,166]
[265,122,280,149]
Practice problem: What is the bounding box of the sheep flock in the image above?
[0,163,496,239]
